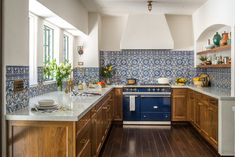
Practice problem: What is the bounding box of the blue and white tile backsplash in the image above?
[5,50,231,113]
[6,66,29,113]
[202,68,231,89]
[100,50,231,88]
[100,50,195,84]
[73,67,100,84]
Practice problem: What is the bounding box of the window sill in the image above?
[29,80,56,88]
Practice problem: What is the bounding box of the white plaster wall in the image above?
[193,0,235,40]
[101,16,128,51]
[101,14,193,51]
[78,13,101,67]
[37,0,88,34]
[165,15,194,50]
[3,0,29,66]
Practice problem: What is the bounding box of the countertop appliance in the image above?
[123,84,171,125]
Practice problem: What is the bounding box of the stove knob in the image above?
[147,88,151,92]
[161,88,165,92]
[126,89,129,92]
[157,88,160,92]
[152,88,156,92]
[133,88,137,92]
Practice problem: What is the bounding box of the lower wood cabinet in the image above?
[113,88,123,121]
[172,88,218,150]
[7,91,115,157]
[172,88,188,121]
[7,121,75,157]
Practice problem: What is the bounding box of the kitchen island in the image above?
[6,86,121,157]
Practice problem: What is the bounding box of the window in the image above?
[29,13,38,85]
[63,34,69,62]
[43,25,54,64]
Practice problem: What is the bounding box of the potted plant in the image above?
[199,56,208,65]
[101,64,114,84]
[43,59,72,91]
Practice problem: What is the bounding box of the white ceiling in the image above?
[80,0,208,15]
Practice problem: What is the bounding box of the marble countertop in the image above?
[6,84,235,122]
[6,86,114,121]
[171,85,234,100]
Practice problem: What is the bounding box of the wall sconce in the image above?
[77,46,84,55]
[147,1,153,12]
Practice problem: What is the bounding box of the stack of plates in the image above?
[36,99,59,111]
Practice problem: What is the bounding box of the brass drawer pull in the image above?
[80,139,87,144]
[103,107,108,110]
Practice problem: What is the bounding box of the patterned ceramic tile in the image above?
[100,50,231,88]
[100,50,195,84]
[6,66,29,113]
[73,67,100,84]
[29,82,57,98]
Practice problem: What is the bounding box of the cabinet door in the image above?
[200,101,210,137]
[172,89,187,121]
[113,88,123,121]
[194,99,201,130]
[208,100,218,149]
[187,90,195,122]
[96,107,103,154]
[91,112,97,157]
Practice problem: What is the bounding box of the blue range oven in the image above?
[123,85,171,124]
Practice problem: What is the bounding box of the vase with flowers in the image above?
[43,59,72,91]
[101,64,114,85]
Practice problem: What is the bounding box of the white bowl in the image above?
[38,99,55,107]
[157,77,169,84]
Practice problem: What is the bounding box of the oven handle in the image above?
[140,95,171,98]
[123,95,139,97]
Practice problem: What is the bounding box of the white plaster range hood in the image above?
[120,14,174,49]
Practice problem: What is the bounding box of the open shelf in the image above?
[197,45,231,55]
[197,64,231,68]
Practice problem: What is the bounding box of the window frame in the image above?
[63,34,69,62]
[29,12,38,86]
[43,24,54,64]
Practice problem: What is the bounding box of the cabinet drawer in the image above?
[141,112,171,121]
[172,89,187,95]
[77,112,91,134]
[77,118,91,154]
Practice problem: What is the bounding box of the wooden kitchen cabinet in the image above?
[113,88,123,121]
[172,88,188,121]
[76,112,92,157]
[187,89,195,122]
[91,108,97,157]
[208,98,218,149]
[175,89,218,150]
[7,90,115,157]
[7,121,75,157]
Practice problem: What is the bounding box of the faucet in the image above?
[65,79,74,93]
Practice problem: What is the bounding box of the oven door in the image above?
[140,95,171,121]
[123,95,141,121]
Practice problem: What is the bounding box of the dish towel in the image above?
[129,96,136,111]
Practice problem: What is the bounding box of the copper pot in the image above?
[127,78,136,85]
